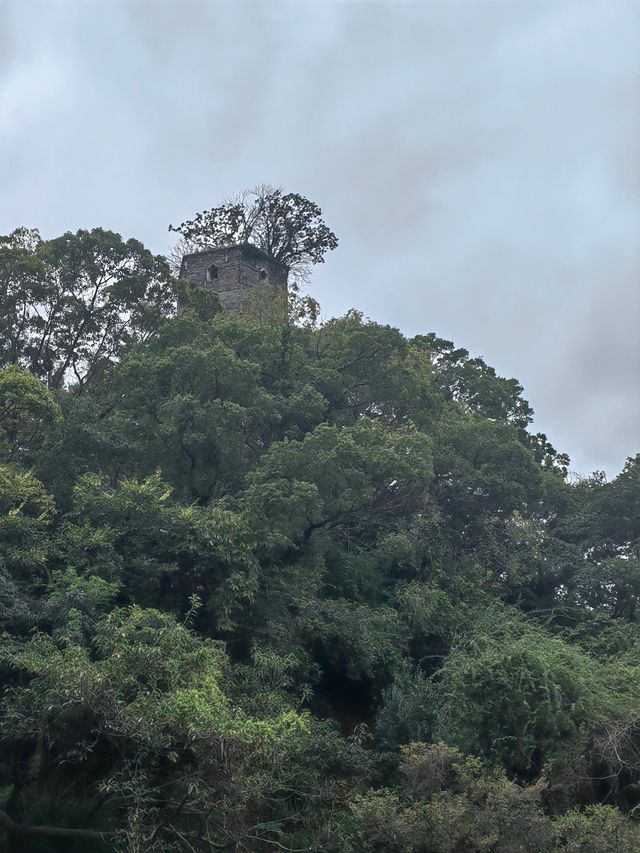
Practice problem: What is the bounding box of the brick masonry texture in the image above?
[179,245,288,313]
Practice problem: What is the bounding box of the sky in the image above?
[1,0,638,478]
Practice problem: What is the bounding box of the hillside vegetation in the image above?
[0,227,639,851]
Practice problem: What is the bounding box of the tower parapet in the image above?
[179,244,288,313]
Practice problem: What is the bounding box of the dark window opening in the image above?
[206,264,218,282]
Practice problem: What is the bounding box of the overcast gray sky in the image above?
[1,0,638,477]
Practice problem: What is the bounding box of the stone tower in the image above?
[179,244,288,313]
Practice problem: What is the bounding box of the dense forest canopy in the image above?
[0,223,639,852]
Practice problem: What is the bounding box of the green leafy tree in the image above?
[0,227,179,392]
[169,185,338,282]
[0,606,313,850]
[433,609,624,779]
[0,366,61,462]
[0,464,54,633]
[0,231,637,848]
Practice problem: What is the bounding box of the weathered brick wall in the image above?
[179,245,288,313]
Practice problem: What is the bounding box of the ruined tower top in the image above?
[179,244,288,313]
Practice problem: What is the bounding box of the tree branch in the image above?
[0,808,115,840]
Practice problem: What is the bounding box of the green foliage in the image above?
[350,743,640,852]
[0,463,53,612]
[376,667,436,750]
[350,742,552,852]
[305,598,405,681]
[551,804,640,852]
[1,607,316,849]
[0,365,61,462]
[170,185,338,280]
[55,472,258,628]
[0,226,179,391]
[0,225,637,847]
[243,418,433,561]
[434,610,621,777]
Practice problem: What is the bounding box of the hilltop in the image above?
[0,224,638,851]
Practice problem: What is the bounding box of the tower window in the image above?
[206,264,218,282]
[259,269,268,280]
